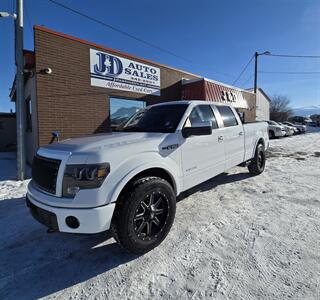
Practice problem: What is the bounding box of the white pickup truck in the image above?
[27,100,269,253]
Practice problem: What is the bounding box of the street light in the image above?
[254,51,271,93]
[0,12,17,18]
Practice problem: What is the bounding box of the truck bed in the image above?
[243,121,269,161]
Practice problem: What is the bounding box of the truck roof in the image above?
[153,100,233,107]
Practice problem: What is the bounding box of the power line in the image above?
[47,0,234,79]
[234,52,320,86]
[268,54,320,58]
[259,71,320,74]
[48,0,191,62]
[232,55,254,85]
[240,74,254,87]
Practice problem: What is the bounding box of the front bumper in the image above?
[274,130,286,137]
[26,193,116,234]
[285,130,294,136]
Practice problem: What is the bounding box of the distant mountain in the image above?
[292,105,320,116]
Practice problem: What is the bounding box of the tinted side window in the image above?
[217,106,238,127]
[187,105,218,129]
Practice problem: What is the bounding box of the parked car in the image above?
[26,100,269,254]
[278,122,299,134]
[283,121,307,134]
[266,120,287,139]
[310,114,320,126]
[306,121,317,127]
[289,116,312,125]
[276,122,295,136]
[278,122,300,134]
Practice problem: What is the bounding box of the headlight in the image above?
[62,163,110,198]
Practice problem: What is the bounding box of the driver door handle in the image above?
[218,135,224,142]
[239,132,243,136]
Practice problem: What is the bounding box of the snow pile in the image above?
[1,131,320,299]
[0,152,30,200]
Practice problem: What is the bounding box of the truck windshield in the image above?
[117,104,188,133]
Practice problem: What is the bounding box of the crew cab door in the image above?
[214,105,245,169]
[180,105,225,191]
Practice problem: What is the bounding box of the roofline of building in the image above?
[246,87,271,102]
[33,25,201,79]
[153,100,246,107]
[182,77,255,94]
[257,87,272,102]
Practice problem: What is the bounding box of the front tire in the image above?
[111,176,176,254]
[248,144,266,175]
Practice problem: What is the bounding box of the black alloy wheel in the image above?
[133,191,169,241]
[111,176,176,254]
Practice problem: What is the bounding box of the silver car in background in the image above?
[283,121,307,134]
[267,121,287,139]
[277,122,295,136]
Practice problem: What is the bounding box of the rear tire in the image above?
[111,176,176,254]
[248,144,266,175]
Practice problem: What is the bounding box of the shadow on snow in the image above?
[0,170,251,299]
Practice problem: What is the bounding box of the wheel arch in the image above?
[252,137,266,157]
[109,166,179,204]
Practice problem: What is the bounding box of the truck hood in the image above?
[44,132,165,153]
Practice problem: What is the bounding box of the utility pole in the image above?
[254,52,258,94]
[253,51,271,94]
[0,2,25,179]
[15,0,26,180]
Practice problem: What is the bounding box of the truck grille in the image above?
[32,155,61,194]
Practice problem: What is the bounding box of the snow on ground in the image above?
[1,129,320,300]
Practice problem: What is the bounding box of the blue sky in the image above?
[1,0,319,112]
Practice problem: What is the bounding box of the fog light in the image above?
[65,216,80,229]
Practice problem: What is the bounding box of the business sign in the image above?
[90,49,161,95]
[221,90,237,102]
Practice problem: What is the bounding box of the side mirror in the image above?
[182,121,212,138]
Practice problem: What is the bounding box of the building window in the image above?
[26,97,32,132]
[110,97,146,127]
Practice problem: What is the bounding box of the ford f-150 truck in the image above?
[27,100,269,254]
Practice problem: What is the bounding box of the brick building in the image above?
[10,26,269,163]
